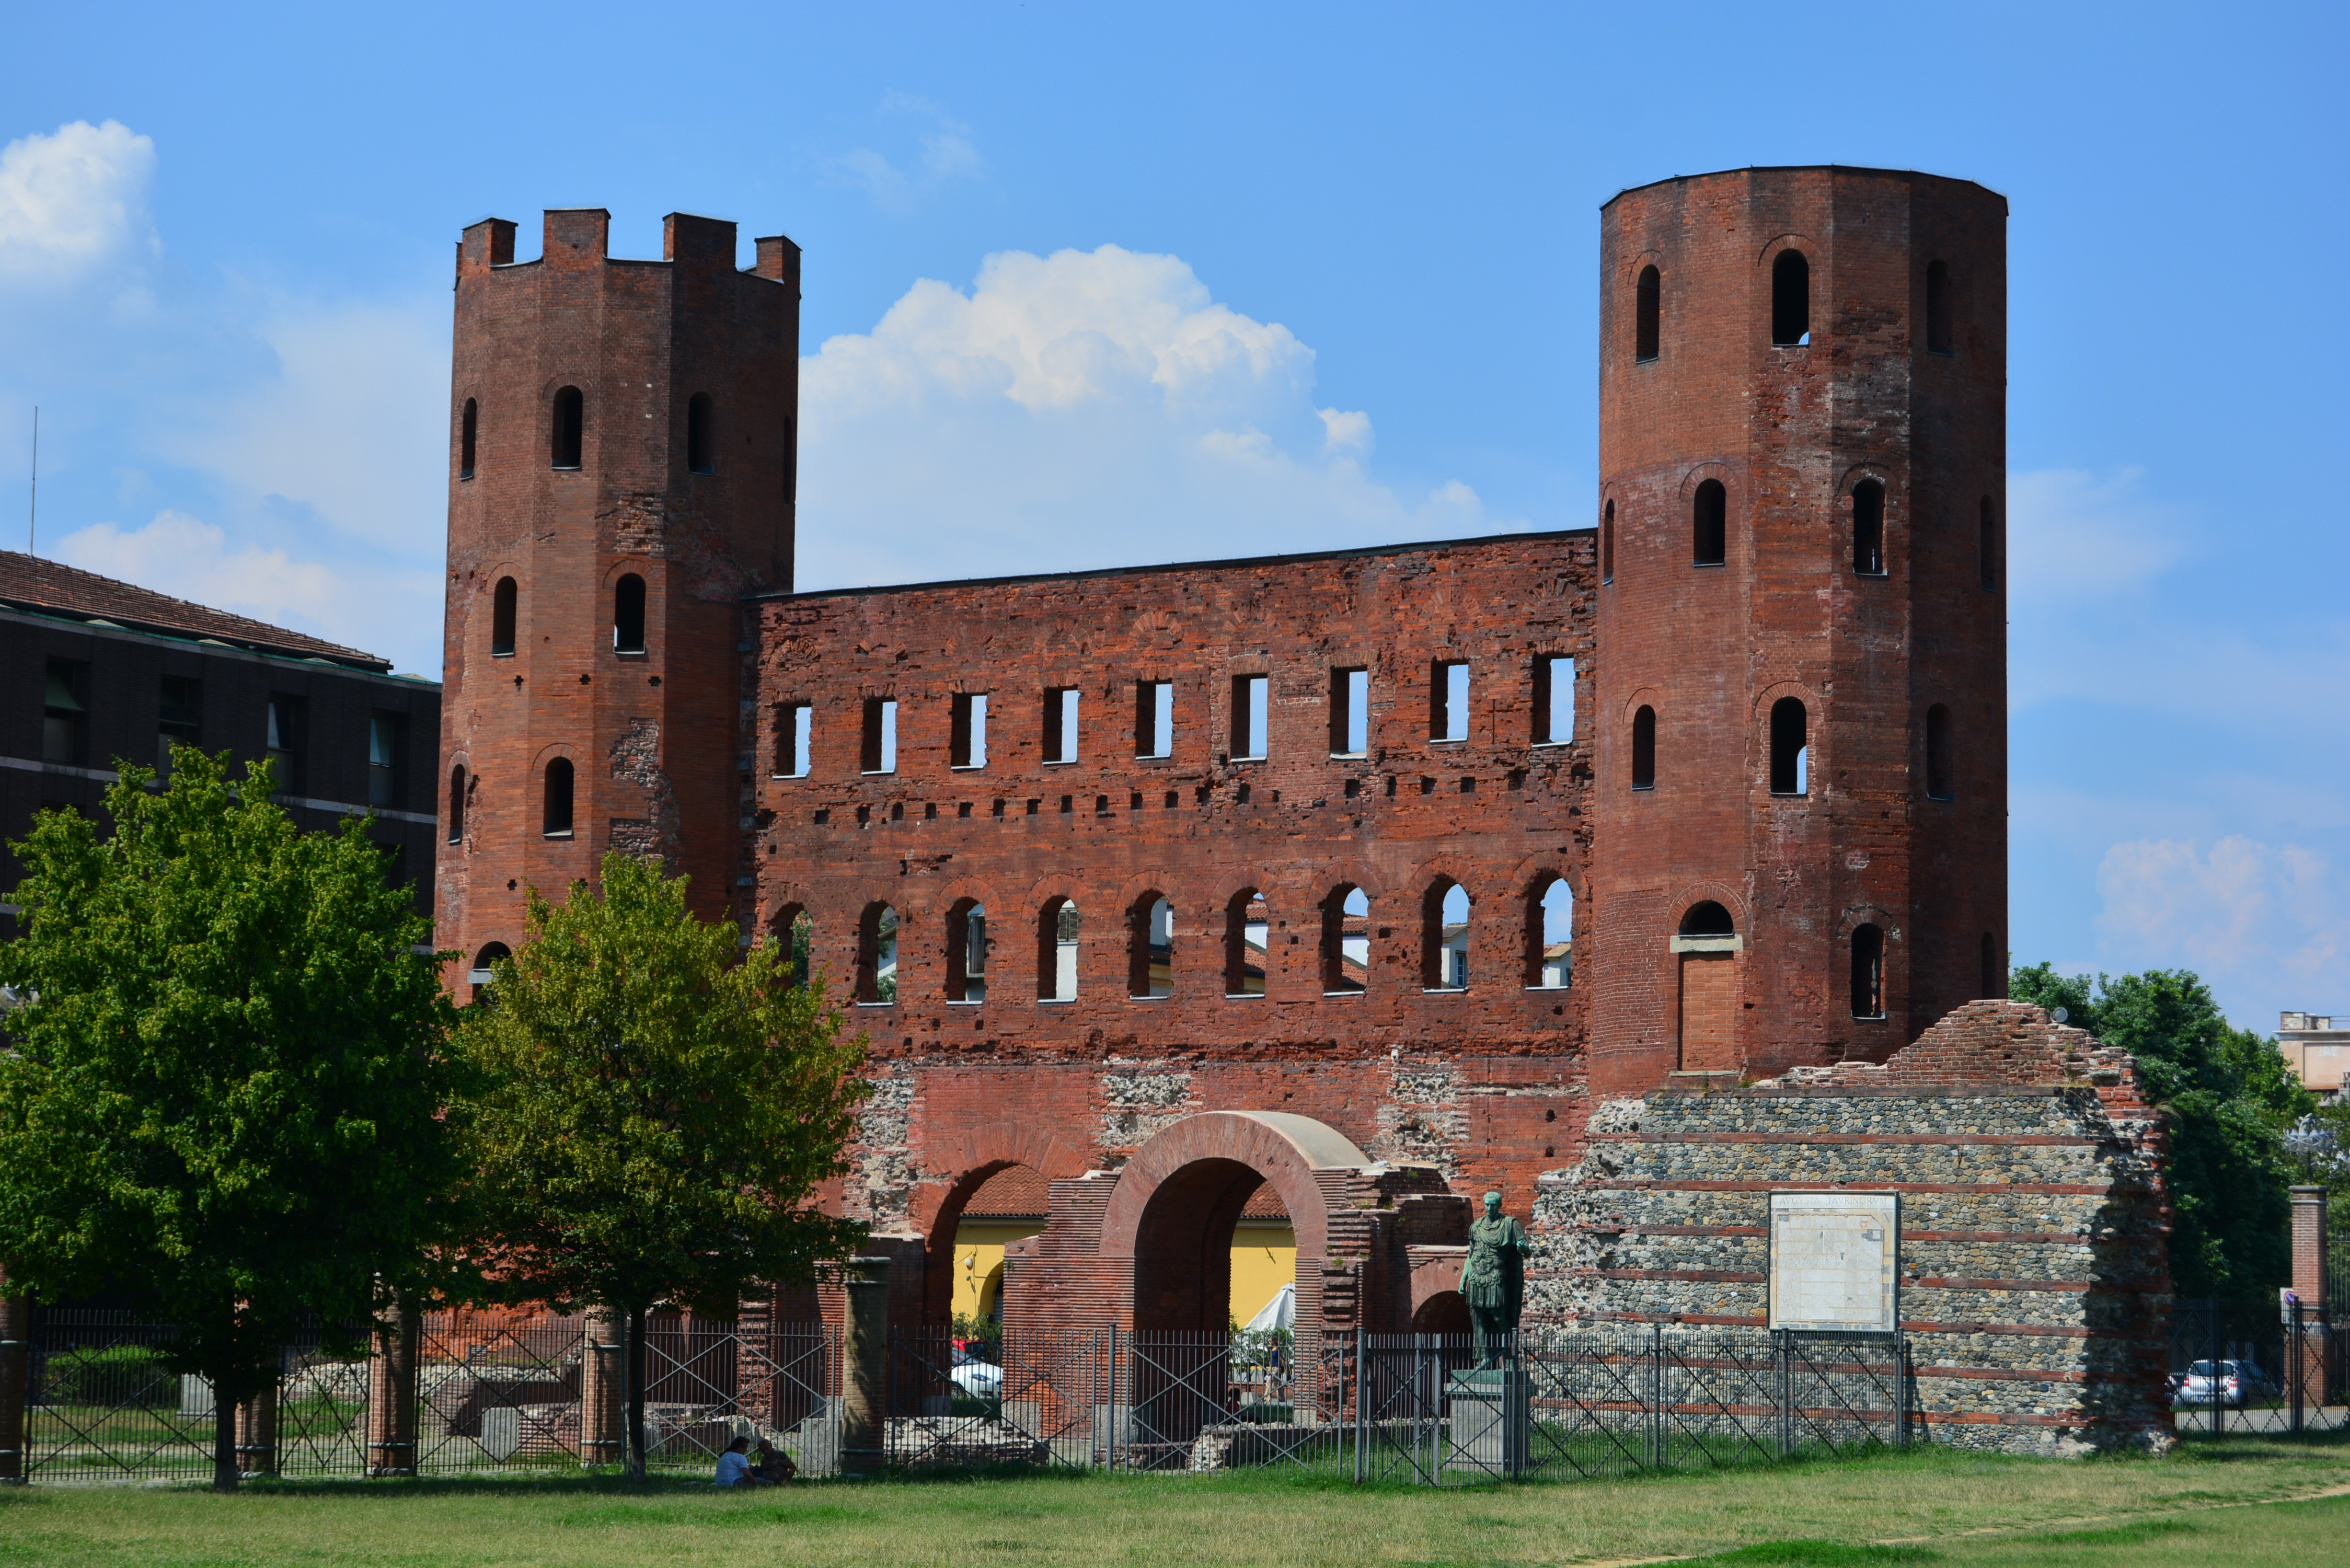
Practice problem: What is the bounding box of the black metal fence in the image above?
[2169,1297,2348,1438]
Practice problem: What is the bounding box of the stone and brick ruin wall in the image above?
[742,534,1598,1327]
[1588,168,2010,1094]
[436,209,801,988]
[1538,1002,2174,1452]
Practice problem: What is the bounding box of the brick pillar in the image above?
[0,1272,27,1483]
[2290,1185,2329,1405]
[578,1315,625,1467]
[364,1299,419,1475]
[236,1381,279,1475]
[839,1259,891,1475]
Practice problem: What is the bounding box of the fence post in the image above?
[838,1257,891,1475]
[579,1312,625,1468]
[364,1295,418,1477]
[236,1378,279,1476]
[1776,1331,1791,1460]
[1353,1323,1365,1485]
[2288,1299,2304,1435]
[1895,1337,1910,1447]
[1650,1322,1663,1470]
[0,1272,28,1483]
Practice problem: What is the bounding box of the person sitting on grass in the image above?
[753,1437,796,1483]
[715,1436,758,1487]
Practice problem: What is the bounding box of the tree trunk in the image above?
[626,1307,647,1482]
[212,1380,240,1493]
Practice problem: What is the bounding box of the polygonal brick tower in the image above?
[1584,167,2008,1093]
[435,209,799,996]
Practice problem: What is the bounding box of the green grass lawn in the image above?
[1,1434,2344,1567]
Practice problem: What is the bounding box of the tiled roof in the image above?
[0,549,391,672]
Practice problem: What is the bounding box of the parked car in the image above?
[2173,1359,2271,1408]
[949,1341,1002,1399]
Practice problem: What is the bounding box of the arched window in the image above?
[1980,931,2001,1000]
[1978,496,1997,591]
[467,941,510,995]
[769,903,811,989]
[459,398,478,479]
[1926,704,1955,800]
[948,898,988,1003]
[614,573,646,654]
[1630,705,1656,790]
[857,903,898,1003]
[1634,264,1661,362]
[686,392,715,475]
[1130,894,1173,998]
[1423,880,1471,990]
[551,386,584,469]
[1692,479,1726,567]
[446,764,466,843]
[1038,898,1079,1001]
[1680,901,1735,938]
[1771,250,1810,346]
[1925,260,1953,354]
[542,758,573,837]
[1769,697,1808,795]
[1226,890,1270,997]
[491,577,517,657]
[1602,500,1615,584]
[1851,924,1886,1018]
[1851,480,1886,576]
[1526,875,1572,989]
[1321,885,1368,995]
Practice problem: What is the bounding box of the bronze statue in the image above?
[1460,1190,1529,1368]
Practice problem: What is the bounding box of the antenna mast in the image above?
[26,406,36,555]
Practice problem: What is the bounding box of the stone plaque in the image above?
[1768,1192,1897,1333]
[480,1406,521,1461]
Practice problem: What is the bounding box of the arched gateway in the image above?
[999,1111,1467,1355]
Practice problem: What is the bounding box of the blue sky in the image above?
[1,2,2343,1032]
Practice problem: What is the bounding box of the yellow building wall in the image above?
[950,1220,1298,1327]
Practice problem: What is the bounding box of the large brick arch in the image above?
[915,1121,1093,1328]
[1098,1112,1368,1341]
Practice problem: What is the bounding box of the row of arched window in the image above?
[1625,698,1955,799]
[1599,488,1999,589]
[766,876,1576,1005]
[456,389,720,478]
[1630,250,1958,361]
[484,573,649,659]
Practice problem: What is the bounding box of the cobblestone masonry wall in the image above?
[1534,1003,2172,1453]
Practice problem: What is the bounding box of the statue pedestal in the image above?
[1445,1369,1530,1477]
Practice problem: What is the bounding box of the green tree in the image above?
[455,851,868,1479]
[2011,963,2315,1298]
[0,748,460,1491]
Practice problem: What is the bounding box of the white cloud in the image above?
[2007,467,2184,607]
[796,244,1505,588]
[54,510,440,672]
[160,298,450,552]
[0,120,157,284]
[833,94,985,212]
[2094,835,2347,1000]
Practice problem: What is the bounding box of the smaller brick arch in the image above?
[1098,1112,1369,1344]
[917,1121,1092,1329]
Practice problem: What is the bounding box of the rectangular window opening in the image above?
[1533,656,1574,746]
[775,701,812,778]
[861,697,897,775]
[157,675,202,779]
[368,711,407,809]
[1330,667,1369,756]
[267,695,306,791]
[951,691,989,769]
[1043,686,1079,765]
[1134,679,1174,758]
[1230,674,1269,760]
[43,659,89,766]
[1430,660,1469,743]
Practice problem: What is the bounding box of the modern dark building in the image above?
[1,549,441,929]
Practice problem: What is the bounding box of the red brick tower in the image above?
[436,209,800,995]
[1586,167,2007,1092]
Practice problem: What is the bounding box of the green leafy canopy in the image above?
[454,851,869,1320]
[0,747,462,1404]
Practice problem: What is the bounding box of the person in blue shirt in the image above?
[715,1436,756,1487]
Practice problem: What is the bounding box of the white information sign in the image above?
[1768,1192,1898,1333]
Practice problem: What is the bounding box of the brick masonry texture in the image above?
[433,172,2170,1449]
[1536,1003,2173,1452]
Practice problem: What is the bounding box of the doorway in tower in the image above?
[1675,901,1741,1071]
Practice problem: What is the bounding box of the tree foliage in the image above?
[454,851,868,1475]
[0,748,460,1490]
[2010,962,2314,1299]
